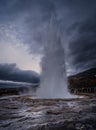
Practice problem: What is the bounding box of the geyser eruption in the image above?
[37,16,72,98]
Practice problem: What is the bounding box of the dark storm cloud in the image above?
[0,64,40,83]
[68,13,96,73]
[0,0,54,26]
[0,0,96,74]
[0,0,54,54]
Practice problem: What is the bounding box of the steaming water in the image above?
[37,16,73,98]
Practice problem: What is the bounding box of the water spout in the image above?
[37,15,73,98]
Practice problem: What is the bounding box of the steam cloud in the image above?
[37,16,73,98]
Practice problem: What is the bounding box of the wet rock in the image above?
[80,125,87,130]
[67,123,75,130]
[91,106,96,113]
[76,123,82,130]
[0,95,96,130]
[86,124,94,130]
[46,110,61,115]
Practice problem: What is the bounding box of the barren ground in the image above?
[0,95,96,130]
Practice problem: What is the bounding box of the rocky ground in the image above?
[0,95,96,130]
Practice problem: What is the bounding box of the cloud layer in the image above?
[0,64,40,83]
[0,0,96,75]
[68,13,96,73]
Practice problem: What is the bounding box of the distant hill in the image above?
[68,68,96,89]
[70,68,96,78]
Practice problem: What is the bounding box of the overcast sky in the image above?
[0,0,96,75]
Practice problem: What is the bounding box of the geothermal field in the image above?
[0,95,96,130]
